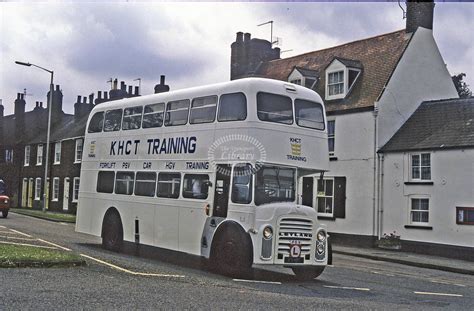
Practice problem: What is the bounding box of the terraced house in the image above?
[229,0,473,259]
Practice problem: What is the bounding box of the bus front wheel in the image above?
[2,211,8,218]
[102,210,123,252]
[292,266,325,281]
[210,224,252,276]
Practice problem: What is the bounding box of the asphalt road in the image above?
[1,212,472,310]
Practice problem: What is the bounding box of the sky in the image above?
[1,1,473,115]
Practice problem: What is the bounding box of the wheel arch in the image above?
[101,206,122,238]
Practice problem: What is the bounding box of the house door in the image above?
[21,179,28,208]
[63,178,70,211]
[27,178,33,208]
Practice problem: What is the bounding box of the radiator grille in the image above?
[277,217,313,256]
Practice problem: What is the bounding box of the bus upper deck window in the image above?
[257,92,293,125]
[104,109,123,132]
[122,106,143,130]
[165,99,190,126]
[88,112,104,133]
[143,103,165,128]
[295,99,325,130]
[218,93,247,122]
[190,96,217,124]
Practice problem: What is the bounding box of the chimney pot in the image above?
[134,86,139,96]
[20,94,24,100]
[89,94,94,104]
[77,95,82,103]
[128,85,133,95]
[17,93,21,100]
[160,75,165,85]
[56,85,60,91]
[244,33,251,42]
[236,32,244,42]
[113,79,118,90]
[98,91,102,99]
[83,97,87,104]
[120,81,126,91]
[104,92,108,100]
[40,102,43,108]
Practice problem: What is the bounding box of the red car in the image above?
[0,180,9,218]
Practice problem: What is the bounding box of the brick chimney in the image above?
[14,93,26,117]
[230,32,281,80]
[0,99,4,117]
[406,0,435,33]
[154,75,170,94]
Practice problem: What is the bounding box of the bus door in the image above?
[213,164,231,218]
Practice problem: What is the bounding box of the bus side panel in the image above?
[178,203,209,255]
[154,201,179,250]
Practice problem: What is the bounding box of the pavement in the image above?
[333,245,474,276]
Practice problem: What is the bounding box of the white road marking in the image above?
[431,280,466,287]
[0,225,6,228]
[9,229,32,237]
[0,235,37,241]
[233,279,282,285]
[0,240,59,250]
[414,291,463,297]
[371,270,394,277]
[323,285,370,291]
[80,253,185,278]
[37,239,72,251]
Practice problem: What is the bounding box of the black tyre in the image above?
[292,266,325,281]
[102,210,123,252]
[210,224,252,276]
[2,211,8,218]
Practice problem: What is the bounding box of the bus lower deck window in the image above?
[183,174,209,199]
[115,172,135,195]
[157,173,181,198]
[97,171,115,193]
[135,172,157,197]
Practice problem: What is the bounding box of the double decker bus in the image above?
[76,78,330,279]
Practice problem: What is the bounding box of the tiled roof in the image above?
[380,98,474,152]
[256,30,412,113]
[293,67,320,78]
[333,57,363,69]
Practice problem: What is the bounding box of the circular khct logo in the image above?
[208,134,267,176]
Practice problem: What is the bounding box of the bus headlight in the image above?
[317,230,326,242]
[263,226,273,240]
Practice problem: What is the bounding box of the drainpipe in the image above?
[372,102,379,241]
[378,154,385,239]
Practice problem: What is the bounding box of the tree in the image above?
[452,73,472,98]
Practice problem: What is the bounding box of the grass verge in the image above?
[11,208,76,223]
[0,244,85,268]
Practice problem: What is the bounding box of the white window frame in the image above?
[410,152,431,181]
[35,178,42,200]
[52,177,60,201]
[72,177,80,202]
[54,142,61,164]
[325,60,361,101]
[24,145,30,166]
[316,177,335,217]
[327,119,335,156]
[5,149,13,163]
[326,70,345,99]
[75,139,83,163]
[409,196,430,226]
[37,144,43,165]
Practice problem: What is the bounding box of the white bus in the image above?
[76,78,330,279]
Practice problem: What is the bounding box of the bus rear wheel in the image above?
[102,211,123,252]
[292,266,325,281]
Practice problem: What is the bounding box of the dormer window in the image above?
[287,67,319,90]
[325,58,362,100]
